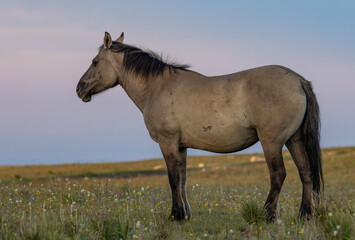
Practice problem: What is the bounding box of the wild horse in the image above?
[76,32,323,221]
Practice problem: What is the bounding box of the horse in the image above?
[76,32,323,221]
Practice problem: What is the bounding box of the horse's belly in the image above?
[181,125,258,153]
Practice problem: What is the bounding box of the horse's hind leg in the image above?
[286,131,312,218]
[260,142,286,221]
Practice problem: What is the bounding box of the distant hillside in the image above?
[1,146,354,184]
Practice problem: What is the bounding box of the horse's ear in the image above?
[116,32,124,43]
[104,32,112,49]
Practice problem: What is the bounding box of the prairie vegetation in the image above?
[0,147,354,239]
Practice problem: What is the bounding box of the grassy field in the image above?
[0,147,354,239]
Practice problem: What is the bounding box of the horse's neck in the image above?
[120,72,155,112]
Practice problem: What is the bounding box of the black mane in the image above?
[110,41,190,78]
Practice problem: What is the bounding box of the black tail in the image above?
[300,79,323,195]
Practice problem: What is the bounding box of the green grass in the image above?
[0,146,354,239]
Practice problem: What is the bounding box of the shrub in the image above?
[240,200,267,224]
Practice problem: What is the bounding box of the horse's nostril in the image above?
[76,85,80,93]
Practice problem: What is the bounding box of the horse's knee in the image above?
[278,168,287,182]
[270,168,287,189]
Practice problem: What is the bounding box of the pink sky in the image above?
[1,2,354,165]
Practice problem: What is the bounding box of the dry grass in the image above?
[1,146,354,186]
[0,146,354,239]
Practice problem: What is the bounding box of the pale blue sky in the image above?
[0,1,354,165]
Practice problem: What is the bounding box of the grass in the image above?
[0,146,354,239]
[240,200,267,224]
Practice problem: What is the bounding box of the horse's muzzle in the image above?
[76,82,92,102]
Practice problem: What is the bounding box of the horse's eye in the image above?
[92,60,99,67]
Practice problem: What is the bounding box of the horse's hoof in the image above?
[265,207,276,222]
[168,214,186,222]
[266,215,276,223]
[299,207,312,220]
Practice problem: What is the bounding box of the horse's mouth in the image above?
[77,90,92,103]
[82,95,92,102]
[77,89,93,103]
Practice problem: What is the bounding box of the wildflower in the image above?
[136,221,141,228]
[328,212,333,217]
[36,190,41,195]
[230,229,234,233]
[190,233,193,236]
[333,230,338,236]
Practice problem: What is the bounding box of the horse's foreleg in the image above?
[262,143,286,221]
[179,148,191,219]
[159,138,187,221]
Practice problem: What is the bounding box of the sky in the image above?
[0,1,354,165]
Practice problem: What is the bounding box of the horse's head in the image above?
[76,32,124,102]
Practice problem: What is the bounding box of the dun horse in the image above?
[76,32,323,221]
